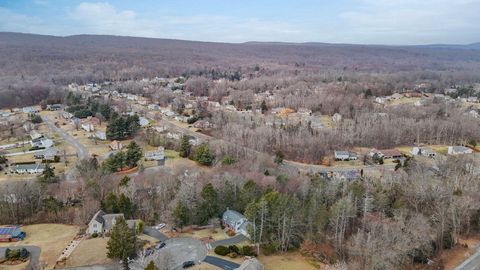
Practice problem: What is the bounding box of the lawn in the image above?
[0,224,80,269]
[430,145,449,155]
[258,252,322,270]
[66,238,111,267]
[177,228,227,241]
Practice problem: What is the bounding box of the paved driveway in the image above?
[208,234,250,249]
[0,245,41,270]
[204,256,240,270]
[132,237,207,270]
[143,226,168,242]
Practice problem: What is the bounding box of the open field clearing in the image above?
[177,228,227,242]
[66,237,111,268]
[0,224,80,269]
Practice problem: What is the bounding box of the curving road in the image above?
[0,245,41,270]
[454,247,480,270]
[42,115,89,181]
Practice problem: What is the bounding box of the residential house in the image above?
[375,97,388,104]
[166,132,181,140]
[334,151,358,161]
[370,149,403,159]
[391,93,403,99]
[47,104,63,111]
[139,117,150,127]
[110,140,123,151]
[22,106,38,114]
[23,121,35,132]
[144,146,165,162]
[31,137,53,148]
[193,120,213,129]
[30,130,43,140]
[237,258,264,270]
[71,117,81,128]
[81,117,100,132]
[137,97,150,105]
[174,115,189,123]
[222,209,250,238]
[297,108,312,116]
[95,131,107,140]
[448,146,473,155]
[34,147,58,161]
[151,125,167,133]
[465,110,479,118]
[411,147,436,158]
[467,97,479,103]
[0,226,26,242]
[11,163,46,174]
[0,110,12,118]
[332,113,342,123]
[405,92,423,98]
[62,112,73,119]
[147,104,160,110]
[86,210,139,235]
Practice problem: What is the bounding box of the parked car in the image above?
[155,223,166,230]
[155,242,166,250]
[182,261,195,268]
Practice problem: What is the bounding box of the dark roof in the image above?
[94,210,107,224]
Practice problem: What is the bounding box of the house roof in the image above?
[13,163,45,171]
[223,210,246,227]
[0,226,22,238]
[102,214,125,231]
[92,210,107,224]
[451,146,471,152]
[237,258,264,270]
[378,149,402,157]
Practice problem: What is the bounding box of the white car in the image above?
[155,223,166,230]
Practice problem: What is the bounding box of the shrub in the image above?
[228,245,240,254]
[214,245,230,256]
[241,245,257,256]
[92,232,98,238]
[227,252,238,258]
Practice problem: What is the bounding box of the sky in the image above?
[0,0,479,45]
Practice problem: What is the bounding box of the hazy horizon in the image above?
[1,0,480,45]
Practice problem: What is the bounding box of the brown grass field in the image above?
[0,224,80,269]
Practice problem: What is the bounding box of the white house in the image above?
[144,147,165,161]
[139,117,150,127]
[334,151,358,161]
[448,146,473,155]
[22,107,38,114]
[87,210,139,235]
[411,147,436,158]
[11,163,46,174]
[95,131,107,140]
[81,123,95,132]
[332,113,342,123]
[222,209,250,238]
[31,137,54,148]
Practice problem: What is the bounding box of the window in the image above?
[93,224,97,228]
